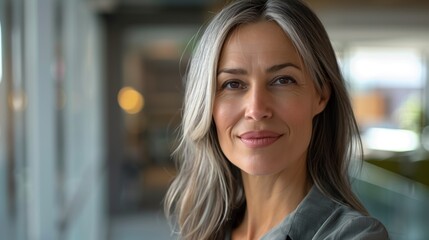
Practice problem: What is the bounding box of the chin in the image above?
[239,162,284,176]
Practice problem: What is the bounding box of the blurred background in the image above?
[0,0,428,239]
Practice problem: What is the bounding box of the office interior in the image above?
[0,0,428,239]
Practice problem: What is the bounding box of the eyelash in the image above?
[219,76,296,90]
[271,76,297,85]
[221,80,245,89]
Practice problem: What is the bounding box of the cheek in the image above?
[213,99,241,149]
[277,99,315,132]
[213,99,238,131]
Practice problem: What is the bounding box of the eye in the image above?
[271,76,296,85]
[221,80,246,89]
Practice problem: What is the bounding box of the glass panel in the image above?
[60,1,107,239]
[0,3,10,238]
[353,163,429,240]
[0,0,107,239]
[0,18,2,80]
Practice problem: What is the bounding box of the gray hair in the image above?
[164,0,366,239]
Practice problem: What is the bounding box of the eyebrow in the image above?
[267,63,301,73]
[217,62,300,76]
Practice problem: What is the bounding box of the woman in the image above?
[165,0,389,239]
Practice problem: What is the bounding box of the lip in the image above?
[238,131,282,148]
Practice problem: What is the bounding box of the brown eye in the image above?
[223,80,245,89]
[271,76,296,85]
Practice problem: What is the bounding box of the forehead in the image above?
[219,21,302,64]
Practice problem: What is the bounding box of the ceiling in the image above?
[95,0,429,47]
[97,0,429,9]
[306,0,429,9]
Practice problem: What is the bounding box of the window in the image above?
[345,47,424,153]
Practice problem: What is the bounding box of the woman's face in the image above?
[213,21,329,176]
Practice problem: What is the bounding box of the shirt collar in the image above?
[261,186,337,240]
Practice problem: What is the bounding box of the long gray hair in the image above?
[164,0,366,239]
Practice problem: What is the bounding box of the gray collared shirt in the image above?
[225,186,389,240]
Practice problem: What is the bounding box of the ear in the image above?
[313,84,331,116]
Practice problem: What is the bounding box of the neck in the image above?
[233,163,311,240]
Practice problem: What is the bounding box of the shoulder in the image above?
[314,204,389,240]
[285,186,389,240]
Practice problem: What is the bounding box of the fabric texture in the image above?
[225,186,389,240]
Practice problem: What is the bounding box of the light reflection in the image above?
[117,86,144,114]
[362,127,419,152]
[350,48,423,89]
[422,126,429,151]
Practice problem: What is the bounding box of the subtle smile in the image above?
[239,131,282,148]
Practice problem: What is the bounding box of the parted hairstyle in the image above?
[164,0,367,239]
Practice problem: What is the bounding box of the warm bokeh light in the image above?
[117,86,144,114]
[8,90,27,112]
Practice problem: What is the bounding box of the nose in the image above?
[244,87,273,121]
